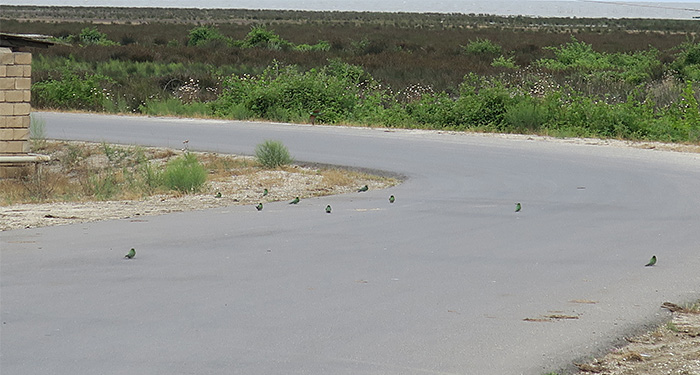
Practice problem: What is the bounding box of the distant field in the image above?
[1,5,698,142]
[2,5,696,91]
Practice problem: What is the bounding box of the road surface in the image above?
[2,112,700,374]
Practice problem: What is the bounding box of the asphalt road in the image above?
[2,112,700,374]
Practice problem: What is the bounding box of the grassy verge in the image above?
[0,140,397,206]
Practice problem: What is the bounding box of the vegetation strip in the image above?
[0,140,397,230]
[1,6,698,143]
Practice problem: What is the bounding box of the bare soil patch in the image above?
[573,303,700,375]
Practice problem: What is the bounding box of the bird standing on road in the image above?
[389,195,395,203]
[215,191,222,198]
[325,205,332,213]
[124,248,136,259]
[256,203,263,211]
[515,202,521,212]
[645,255,657,267]
[290,197,300,204]
[357,185,369,192]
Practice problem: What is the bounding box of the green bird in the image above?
[214,191,222,198]
[515,202,522,212]
[256,203,263,211]
[289,197,300,204]
[645,255,657,267]
[357,185,369,192]
[262,188,268,197]
[325,205,332,214]
[389,195,395,204]
[124,248,136,259]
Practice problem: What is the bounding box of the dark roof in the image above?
[0,33,56,50]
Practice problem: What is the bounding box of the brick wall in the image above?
[0,51,32,155]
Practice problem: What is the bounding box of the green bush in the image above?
[463,38,502,55]
[234,26,292,50]
[187,26,230,47]
[74,27,118,46]
[212,61,363,123]
[161,153,208,193]
[255,140,293,168]
[504,98,550,132]
[405,92,459,128]
[455,79,514,129]
[671,42,700,81]
[492,55,517,69]
[535,37,661,84]
[32,70,111,111]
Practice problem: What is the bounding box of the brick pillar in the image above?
[0,51,32,155]
[0,50,46,178]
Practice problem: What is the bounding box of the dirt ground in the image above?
[573,303,700,375]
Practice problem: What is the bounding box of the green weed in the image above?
[255,140,293,169]
[82,170,120,200]
[161,153,208,193]
[29,116,47,151]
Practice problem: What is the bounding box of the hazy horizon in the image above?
[2,0,699,19]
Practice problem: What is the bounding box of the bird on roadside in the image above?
[325,205,332,214]
[290,197,300,204]
[256,203,263,211]
[389,195,395,203]
[515,202,522,212]
[124,248,136,259]
[357,185,369,192]
[645,255,657,267]
[215,191,222,198]
[262,188,268,197]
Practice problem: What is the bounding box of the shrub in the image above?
[492,55,518,69]
[32,70,111,111]
[671,42,700,81]
[405,92,459,128]
[75,27,118,46]
[504,98,550,132]
[161,153,208,193]
[187,26,230,47]
[535,37,661,84]
[255,140,292,168]
[463,38,502,55]
[234,26,292,50]
[212,61,363,123]
[455,77,515,129]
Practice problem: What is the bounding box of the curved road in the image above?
[3,112,700,374]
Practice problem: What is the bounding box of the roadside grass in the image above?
[0,141,397,206]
